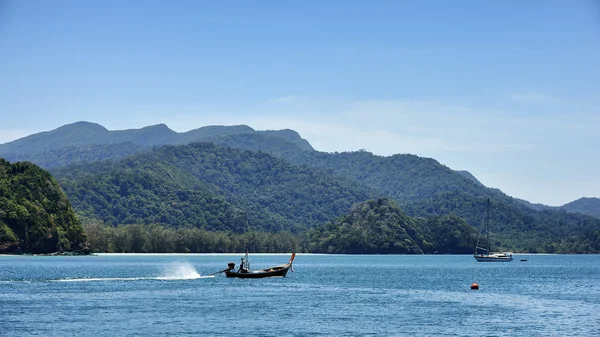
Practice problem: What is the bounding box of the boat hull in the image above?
[474,254,513,262]
[225,265,291,278]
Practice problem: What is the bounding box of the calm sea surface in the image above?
[1,254,599,336]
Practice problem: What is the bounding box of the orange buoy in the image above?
[470,283,479,290]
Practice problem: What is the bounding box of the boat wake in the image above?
[52,262,213,282]
[157,262,206,280]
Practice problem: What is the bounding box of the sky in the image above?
[0,0,599,206]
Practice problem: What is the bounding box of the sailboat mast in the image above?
[486,198,490,254]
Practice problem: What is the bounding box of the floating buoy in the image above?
[471,283,479,290]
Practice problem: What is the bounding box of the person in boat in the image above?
[238,257,247,273]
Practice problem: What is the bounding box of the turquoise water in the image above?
[1,254,599,336]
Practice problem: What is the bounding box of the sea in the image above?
[1,254,599,336]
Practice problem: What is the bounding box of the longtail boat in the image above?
[222,253,295,279]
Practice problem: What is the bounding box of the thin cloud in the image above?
[264,95,299,104]
[506,91,598,112]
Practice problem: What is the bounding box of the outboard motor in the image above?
[227,262,235,271]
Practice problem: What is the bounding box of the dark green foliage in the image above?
[308,198,477,254]
[53,142,376,233]
[83,221,301,253]
[418,214,478,254]
[57,159,250,232]
[562,229,600,253]
[0,159,88,254]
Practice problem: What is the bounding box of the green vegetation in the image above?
[57,160,251,232]
[205,133,600,252]
[54,142,376,233]
[83,221,301,253]
[0,159,88,254]
[308,198,476,254]
[50,139,600,254]
[80,198,480,255]
[2,122,599,254]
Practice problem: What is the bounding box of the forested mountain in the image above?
[561,197,600,219]
[192,132,600,252]
[2,122,599,253]
[515,197,600,220]
[308,198,477,254]
[0,121,313,168]
[53,142,376,233]
[0,159,88,254]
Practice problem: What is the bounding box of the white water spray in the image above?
[157,262,203,280]
[53,262,213,282]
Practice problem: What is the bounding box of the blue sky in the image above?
[1,0,598,206]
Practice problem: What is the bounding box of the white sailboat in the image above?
[474,198,513,262]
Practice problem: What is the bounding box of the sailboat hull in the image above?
[474,254,513,262]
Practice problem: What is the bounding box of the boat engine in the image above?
[227,262,235,271]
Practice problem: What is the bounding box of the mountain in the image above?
[47,137,600,253]
[514,197,600,220]
[515,198,554,211]
[192,132,600,252]
[0,159,88,254]
[3,122,599,253]
[0,121,178,154]
[180,125,254,144]
[0,121,314,169]
[52,142,376,233]
[561,197,600,219]
[308,198,477,254]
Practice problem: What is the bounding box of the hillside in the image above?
[53,142,377,233]
[0,159,88,254]
[561,197,600,219]
[199,133,600,252]
[308,198,477,254]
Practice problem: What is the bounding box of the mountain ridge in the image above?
[2,122,596,213]
[0,121,314,157]
[561,197,600,219]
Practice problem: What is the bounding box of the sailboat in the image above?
[473,199,513,262]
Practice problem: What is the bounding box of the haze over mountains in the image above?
[0,121,313,168]
[1,121,599,253]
